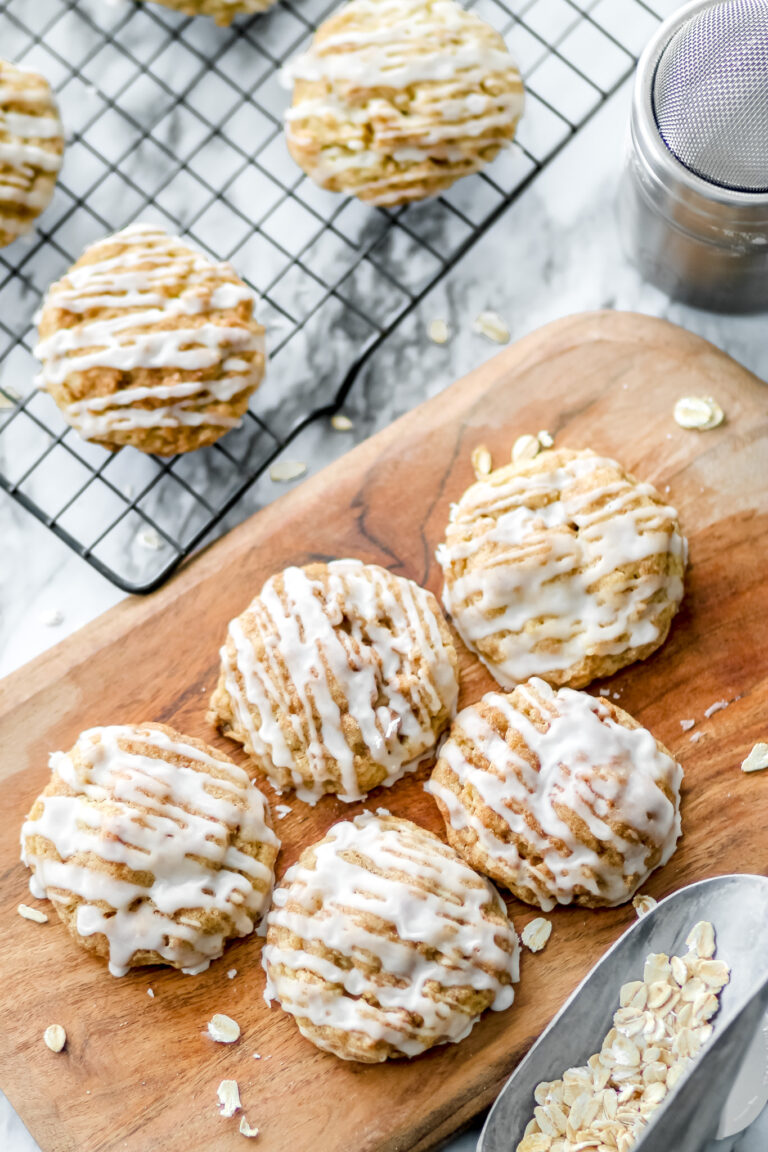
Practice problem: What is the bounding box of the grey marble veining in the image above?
[3,2,768,1149]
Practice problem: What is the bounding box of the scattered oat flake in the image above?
[138,527,163,550]
[274,803,292,819]
[704,700,729,718]
[680,719,695,732]
[217,1079,241,1118]
[207,1014,240,1044]
[427,318,450,344]
[0,386,19,408]
[269,460,307,483]
[512,434,540,463]
[39,608,63,627]
[18,904,48,923]
[537,430,554,449]
[742,743,768,774]
[147,988,154,998]
[227,968,238,979]
[44,1025,66,1053]
[473,310,510,344]
[633,894,658,918]
[673,396,724,431]
[471,444,492,477]
[521,918,552,953]
[330,413,354,432]
[239,1116,259,1138]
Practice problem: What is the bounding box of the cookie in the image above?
[35,223,265,455]
[208,559,459,803]
[263,810,519,1061]
[437,448,687,689]
[0,60,63,246]
[428,677,683,910]
[21,723,280,976]
[140,0,275,23]
[284,0,524,206]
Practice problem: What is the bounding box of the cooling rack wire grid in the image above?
[0,0,670,591]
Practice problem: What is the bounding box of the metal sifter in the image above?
[619,0,768,312]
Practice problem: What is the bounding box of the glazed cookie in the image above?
[284,0,524,206]
[437,448,686,689]
[209,559,459,803]
[428,677,683,910]
[263,810,519,1061]
[35,223,265,455]
[0,61,63,246]
[21,723,280,976]
[140,0,275,23]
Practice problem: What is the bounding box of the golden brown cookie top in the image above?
[21,722,279,976]
[35,223,264,451]
[0,60,63,245]
[438,447,687,689]
[429,678,683,909]
[214,559,459,803]
[263,810,519,1059]
[284,0,524,205]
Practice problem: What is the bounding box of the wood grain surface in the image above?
[1,311,767,1152]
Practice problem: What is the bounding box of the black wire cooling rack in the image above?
[0,0,667,594]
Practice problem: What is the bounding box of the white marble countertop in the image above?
[3,16,768,1152]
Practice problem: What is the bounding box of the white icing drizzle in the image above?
[219,560,458,804]
[284,0,524,203]
[0,63,63,239]
[437,451,687,688]
[35,223,263,438]
[428,679,683,910]
[263,810,519,1057]
[20,725,279,977]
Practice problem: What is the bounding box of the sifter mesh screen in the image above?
[653,0,768,193]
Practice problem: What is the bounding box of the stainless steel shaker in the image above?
[619,0,768,313]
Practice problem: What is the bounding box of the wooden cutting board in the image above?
[2,311,767,1152]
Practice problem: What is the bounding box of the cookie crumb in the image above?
[521,917,552,953]
[207,1014,241,1044]
[239,1116,259,1138]
[473,310,510,344]
[741,743,768,774]
[537,430,554,449]
[330,413,354,432]
[227,968,238,979]
[269,461,307,483]
[44,1025,66,1053]
[427,318,450,344]
[673,396,724,431]
[217,1079,241,1118]
[18,904,48,924]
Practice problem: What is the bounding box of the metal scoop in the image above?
[478,874,768,1152]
